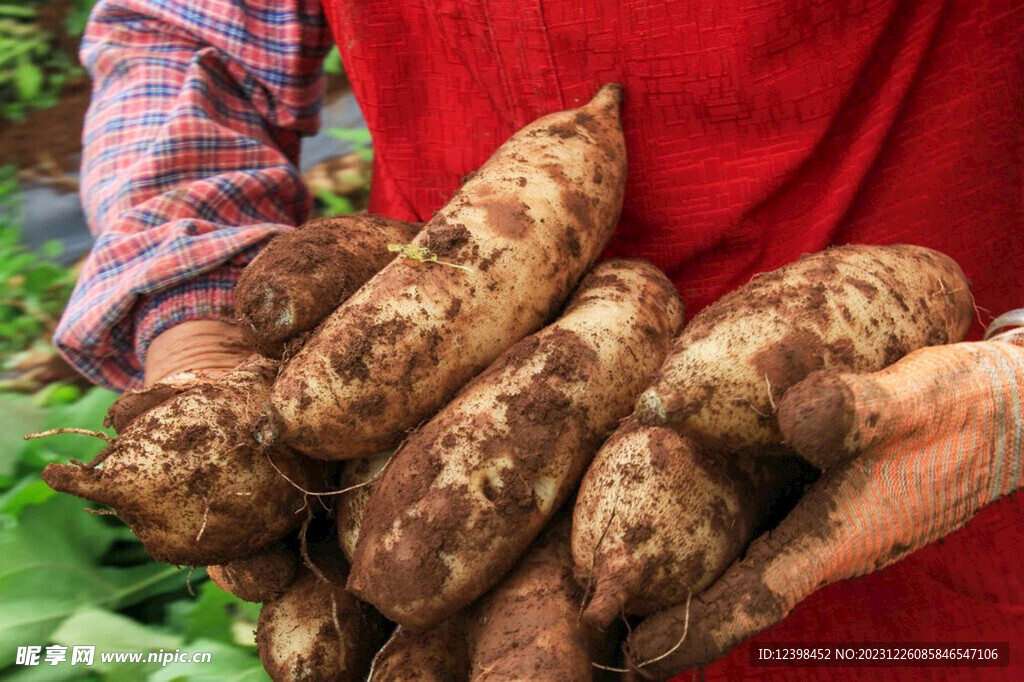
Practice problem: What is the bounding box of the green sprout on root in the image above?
[387,243,473,273]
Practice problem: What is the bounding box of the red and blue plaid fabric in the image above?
[54,0,331,390]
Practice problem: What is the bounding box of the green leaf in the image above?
[2,102,28,120]
[52,608,182,679]
[0,251,38,279]
[13,58,43,101]
[21,388,117,470]
[322,46,343,75]
[147,639,269,682]
[49,388,118,433]
[23,262,72,294]
[54,608,182,649]
[327,127,372,146]
[40,241,63,261]
[314,190,354,217]
[65,0,100,37]
[1,662,95,681]
[35,384,85,408]
[0,225,22,248]
[0,478,55,516]
[165,582,258,648]
[101,539,163,567]
[0,599,80,668]
[0,393,47,483]
[0,6,37,19]
[100,562,193,607]
[0,495,189,667]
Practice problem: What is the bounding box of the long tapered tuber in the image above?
[268,84,627,460]
[348,260,683,629]
[635,244,973,451]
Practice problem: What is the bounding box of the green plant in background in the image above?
[65,0,99,37]
[0,168,77,366]
[330,127,373,163]
[0,0,276,669]
[0,380,270,680]
[314,127,373,216]
[323,46,343,76]
[315,186,358,217]
[0,171,268,680]
[0,0,96,121]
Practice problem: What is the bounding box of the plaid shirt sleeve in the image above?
[53,0,332,390]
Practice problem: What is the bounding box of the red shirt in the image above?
[323,0,1024,678]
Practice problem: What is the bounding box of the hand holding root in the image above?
[143,320,253,387]
[625,334,1024,678]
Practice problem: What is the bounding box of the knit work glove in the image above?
[625,324,1024,679]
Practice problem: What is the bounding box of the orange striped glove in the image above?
[625,320,1024,679]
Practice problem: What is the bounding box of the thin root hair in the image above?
[579,481,622,621]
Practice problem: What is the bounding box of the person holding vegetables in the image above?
[54,0,1023,678]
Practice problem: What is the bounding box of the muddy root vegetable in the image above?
[368,618,469,682]
[42,357,332,565]
[104,374,206,433]
[573,420,816,628]
[257,522,387,682]
[267,83,627,460]
[236,215,420,358]
[336,451,392,563]
[635,244,973,451]
[207,541,298,603]
[256,571,387,682]
[468,517,620,682]
[348,259,683,628]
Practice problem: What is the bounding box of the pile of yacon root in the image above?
[39,84,975,681]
